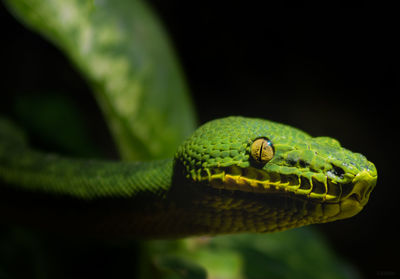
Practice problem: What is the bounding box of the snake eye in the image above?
[251,137,274,164]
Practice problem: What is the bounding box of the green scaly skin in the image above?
[0,116,377,238]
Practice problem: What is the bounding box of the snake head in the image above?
[175,116,377,232]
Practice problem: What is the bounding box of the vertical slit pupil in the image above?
[259,140,265,161]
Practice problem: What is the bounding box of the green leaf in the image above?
[4,0,197,160]
[147,228,360,279]
[153,255,207,279]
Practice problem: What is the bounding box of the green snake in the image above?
[0,116,377,238]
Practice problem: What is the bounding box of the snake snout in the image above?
[346,169,377,207]
[330,168,377,221]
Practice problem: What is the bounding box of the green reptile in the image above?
[0,116,377,238]
[0,0,378,277]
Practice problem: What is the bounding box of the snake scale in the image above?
[0,116,377,238]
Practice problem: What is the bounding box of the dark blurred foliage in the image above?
[0,3,398,278]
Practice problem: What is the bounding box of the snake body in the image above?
[0,116,377,238]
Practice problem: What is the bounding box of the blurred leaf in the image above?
[153,255,207,279]
[147,228,360,279]
[209,228,359,279]
[4,0,197,160]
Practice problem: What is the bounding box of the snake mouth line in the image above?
[194,166,376,206]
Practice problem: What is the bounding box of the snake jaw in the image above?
[200,166,336,199]
[197,165,377,222]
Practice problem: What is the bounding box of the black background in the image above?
[0,3,398,279]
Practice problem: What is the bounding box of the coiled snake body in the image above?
[0,116,377,238]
